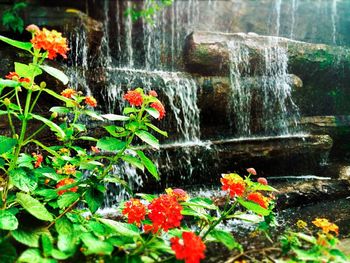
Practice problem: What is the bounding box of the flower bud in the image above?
[40,81,47,89]
[3,98,11,106]
[51,112,58,119]
[246,167,257,176]
[257,177,268,185]
[26,24,40,34]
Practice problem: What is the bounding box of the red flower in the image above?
[56,178,78,195]
[247,192,269,209]
[32,153,43,168]
[85,96,97,107]
[247,168,257,176]
[31,28,69,60]
[165,188,189,202]
[122,198,147,226]
[150,101,166,120]
[257,177,268,185]
[147,194,183,232]
[19,78,31,83]
[220,173,246,198]
[170,232,206,263]
[61,88,76,98]
[123,90,143,106]
[149,90,158,97]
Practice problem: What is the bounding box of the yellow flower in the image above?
[312,218,339,235]
[296,220,307,229]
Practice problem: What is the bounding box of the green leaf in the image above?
[12,227,50,248]
[145,123,168,137]
[35,189,58,200]
[31,114,66,139]
[135,130,159,149]
[123,107,138,114]
[0,210,18,230]
[249,182,278,192]
[17,153,34,169]
[0,241,17,263]
[40,65,69,85]
[135,193,157,202]
[101,114,130,121]
[43,89,75,106]
[56,217,76,253]
[57,192,80,209]
[98,218,140,237]
[15,62,42,78]
[0,78,19,87]
[51,249,73,260]
[0,35,32,51]
[209,229,241,250]
[18,248,56,263]
[10,168,37,192]
[136,150,159,180]
[122,155,144,171]
[49,106,70,114]
[97,137,126,152]
[0,135,17,154]
[85,188,104,214]
[183,197,217,210]
[84,110,104,121]
[237,198,270,216]
[16,192,54,221]
[34,167,61,181]
[41,233,53,257]
[145,108,160,119]
[80,232,114,256]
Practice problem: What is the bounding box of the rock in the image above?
[144,134,333,191]
[184,31,350,77]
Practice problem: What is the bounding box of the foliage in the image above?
[125,0,174,23]
[0,24,348,263]
[1,2,27,33]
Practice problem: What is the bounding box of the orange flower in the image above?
[85,96,97,107]
[170,231,206,263]
[123,90,143,106]
[221,173,246,198]
[31,28,69,60]
[61,88,76,98]
[165,188,189,202]
[149,90,158,97]
[5,72,19,80]
[32,153,43,168]
[312,218,339,235]
[122,198,147,226]
[247,192,269,209]
[56,178,78,195]
[63,164,76,175]
[150,101,166,120]
[19,78,31,83]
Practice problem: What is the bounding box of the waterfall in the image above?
[227,37,299,136]
[274,0,282,36]
[290,0,298,39]
[331,0,338,45]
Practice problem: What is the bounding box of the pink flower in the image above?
[246,168,257,176]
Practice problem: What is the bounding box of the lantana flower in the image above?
[56,178,78,195]
[32,153,43,168]
[150,101,166,120]
[165,188,189,202]
[6,72,31,83]
[170,231,206,263]
[147,194,183,233]
[247,192,269,209]
[312,218,339,235]
[221,173,246,198]
[85,96,97,107]
[30,27,69,60]
[122,198,147,226]
[123,90,143,106]
[61,88,76,98]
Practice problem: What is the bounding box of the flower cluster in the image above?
[312,218,339,235]
[123,89,166,120]
[165,188,189,202]
[56,178,78,195]
[60,89,98,108]
[221,173,246,197]
[122,198,147,226]
[171,231,206,263]
[29,26,69,60]
[247,192,269,209]
[32,153,43,168]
